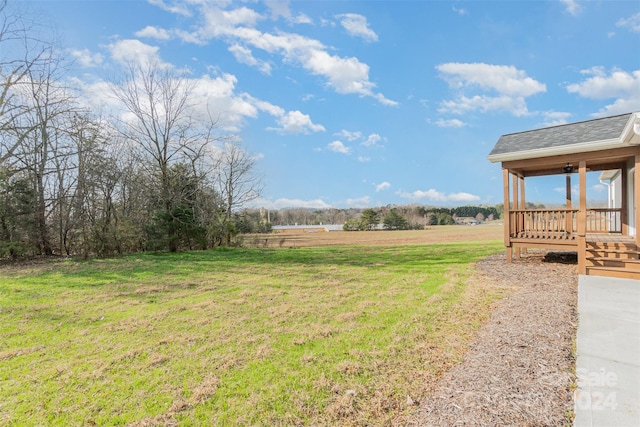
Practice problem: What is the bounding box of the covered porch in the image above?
[490,112,640,280]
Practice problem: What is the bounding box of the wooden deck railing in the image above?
[585,208,622,233]
[509,208,622,239]
[509,209,577,239]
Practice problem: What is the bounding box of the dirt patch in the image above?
[408,252,578,426]
[241,225,503,248]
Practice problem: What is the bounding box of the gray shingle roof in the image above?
[489,113,632,157]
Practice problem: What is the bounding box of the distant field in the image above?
[0,227,505,425]
[242,224,504,248]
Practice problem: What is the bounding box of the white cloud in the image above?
[560,0,581,16]
[243,94,324,134]
[72,52,316,135]
[438,94,530,116]
[554,186,578,196]
[68,77,120,112]
[357,156,370,162]
[147,0,192,17]
[448,192,481,202]
[374,92,399,106]
[617,12,640,33]
[190,73,262,131]
[566,67,640,116]
[269,110,325,134]
[333,130,385,147]
[264,0,290,20]
[135,25,172,41]
[435,118,466,128]
[437,63,546,97]
[108,39,167,68]
[169,3,395,105]
[69,49,104,68]
[228,44,272,74]
[362,133,382,147]
[540,111,572,127]
[336,13,378,42]
[305,50,372,93]
[397,189,480,202]
[291,14,313,25]
[452,6,468,15]
[244,95,285,117]
[335,129,362,141]
[592,183,607,193]
[217,6,263,29]
[253,197,332,209]
[328,140,351,154]
[376,181,391,192]
[593,98,640,117]
[264,1,312,24]
[436,63,545,116]
[344,196,371,208]
[567,67,640,98]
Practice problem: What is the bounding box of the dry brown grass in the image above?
[409,253,578,426]
[242,224,503,248]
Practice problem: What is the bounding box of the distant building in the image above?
[272,225,344,233]
[455,217,481,225]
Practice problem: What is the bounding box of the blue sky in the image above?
[29,0,640,209]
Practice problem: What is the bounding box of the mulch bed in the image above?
[408,252,578,426]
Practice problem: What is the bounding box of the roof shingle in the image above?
[489,113,632,156]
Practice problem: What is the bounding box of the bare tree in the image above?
[111,61,218,251]
[0,0,50,167]
[7,51,80,255]
[213,140,262,245]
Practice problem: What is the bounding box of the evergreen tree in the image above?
[359,208,379,230]
[383,208,410,230]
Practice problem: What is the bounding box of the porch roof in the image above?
[488,112,640,163]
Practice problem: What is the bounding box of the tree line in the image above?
[0,1,261,258]
[237,204,507,232]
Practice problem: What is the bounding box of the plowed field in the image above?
[241,224,503,248]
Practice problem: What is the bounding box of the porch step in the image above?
[586,266,640,280]
[587,257,640,271]
[585,249,640,259]
[585,240,640,278]
[586,242,639,252]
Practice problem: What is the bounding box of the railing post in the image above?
[622,167,628,235]
[513,174,520,258]
[636,154,640,247]
[503,168,512,263]
[565,175,572,235]
[519,176,527,254]
[578,161,587,275]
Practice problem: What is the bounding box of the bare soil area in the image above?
[408,252,578,426]
[242,224,503,248]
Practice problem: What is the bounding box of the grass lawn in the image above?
[1,239,505,425]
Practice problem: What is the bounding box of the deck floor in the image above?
[586,234,636,244]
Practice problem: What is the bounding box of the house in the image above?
[488,112,640,279]
[455,216,481,226]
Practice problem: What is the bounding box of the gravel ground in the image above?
[408,252,578,426]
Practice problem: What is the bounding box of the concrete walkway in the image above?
[574,275,640,427]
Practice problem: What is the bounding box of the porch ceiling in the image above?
[502,146,637,178]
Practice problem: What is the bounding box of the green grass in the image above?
[0,241,504,425]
